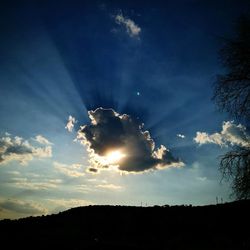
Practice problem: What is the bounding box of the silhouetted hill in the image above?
[0,200,250,249]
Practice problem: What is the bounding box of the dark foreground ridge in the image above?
[0,200,250,249]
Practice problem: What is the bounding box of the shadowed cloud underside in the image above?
[76,108,184,173]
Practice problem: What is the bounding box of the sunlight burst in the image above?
[105,150,126,164]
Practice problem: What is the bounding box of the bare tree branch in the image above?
[213,16,250,122]
[213,16,250,199]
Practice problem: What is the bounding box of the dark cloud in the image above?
[77,108,184,173]
[0,199,47,215]
[5,144,32,155]
[87,167,99,173]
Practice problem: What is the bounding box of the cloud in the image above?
[97,183,122,190]
[87,167,99,173]
[8,177,61,190]
[194,121,250,148]
[196,176,207,181]
[177,134,185,139]
[65,115,77,132]
[74,184,93,193]
[7,171,20,175]
[115,13,141,38]
[53,161,85,177]
[34,135,52,145]
[77,108,184,173]
[0,134,52,165]
[0,198,47,215]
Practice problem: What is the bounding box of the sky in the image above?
[0,0,249,219]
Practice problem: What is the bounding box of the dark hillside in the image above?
[0,200,249,249]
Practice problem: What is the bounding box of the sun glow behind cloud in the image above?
[105,150,127,164]
[74,108,184,173]
[88,149,127,170]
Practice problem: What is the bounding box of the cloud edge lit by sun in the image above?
[70,107,184,174]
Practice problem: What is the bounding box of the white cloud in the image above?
[33,146,52,158]
[194,132,224,146]
[0,134,52,165]
[74,184,93,193]
[96,183,122,190]
[14,182,57,190]
[9,177,61,190]
[221,121,250,147]
[65,115,77,132]
[194,121,250,148]
[53,161,85,177]
[34,135,52,145]
[115,13,141,38]
[196,176,207,181]
[177,134,185,139]
[7,171,20,175]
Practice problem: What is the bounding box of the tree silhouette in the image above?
[213,16,250,121]
[220,147,250,199]
[213,16,250,199]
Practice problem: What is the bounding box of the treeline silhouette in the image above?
[0,200,249,249]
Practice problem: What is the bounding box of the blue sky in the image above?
[0,0,249,219]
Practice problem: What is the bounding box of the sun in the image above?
[105,150,126,164]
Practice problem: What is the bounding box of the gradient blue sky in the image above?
[0,0,249,219]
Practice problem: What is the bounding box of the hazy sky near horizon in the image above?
[0,0,249,219]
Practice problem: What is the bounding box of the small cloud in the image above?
[87,178,98,182]
[87,167,99,174]
[7,171,20,175]
[194,121,250,148]
[0,134,52,166]
[75,184,93,193]
[76,108,184,173]
[53,161,85,177]
[196,176,207,181]
[34,135,52,145]
[0,198,47,215]
[97,183,122,190]
[114,12,141,38]
[26,173,41,178]
[65,115,77,132]
[177,134,185,139]
[32,146,52,158]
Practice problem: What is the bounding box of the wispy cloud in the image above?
[194,121,250,148]
[196,176,207,181]
[9,177,61,190]
[7,171,20,175]
[74,184,93,193]
[0,198,47,216]
[97,183,122,190]
[0,134,52,165]
[114,12,141,38]
[65,115,77,132]
[53,161,85,177]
